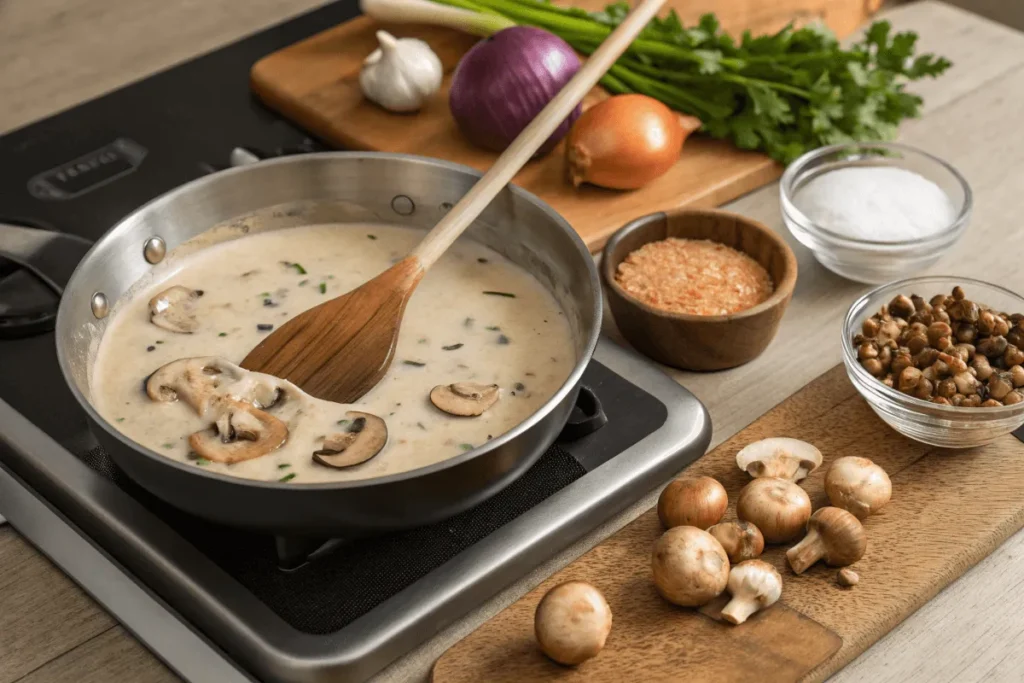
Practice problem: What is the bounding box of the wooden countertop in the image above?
[2,1,1024,681]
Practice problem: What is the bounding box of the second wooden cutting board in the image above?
[250,0,882,252]
[432,366,1024,682]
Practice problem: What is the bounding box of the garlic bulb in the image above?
[359,30,442,113]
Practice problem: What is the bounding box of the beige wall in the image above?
[941,0,1024,29]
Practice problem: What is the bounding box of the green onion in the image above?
[279,473,297,483]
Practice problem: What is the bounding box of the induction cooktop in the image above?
[0,3,711,681]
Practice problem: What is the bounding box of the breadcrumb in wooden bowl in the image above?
[601,209,798,371]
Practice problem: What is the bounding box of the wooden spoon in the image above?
[241,0,667,402]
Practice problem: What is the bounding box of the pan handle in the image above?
[558,385,608,442]
[0,222,93,294]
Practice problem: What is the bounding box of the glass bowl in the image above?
[781,142,972,284]
[843,276,1024,448]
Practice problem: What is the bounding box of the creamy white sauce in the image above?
[92,223,575,483]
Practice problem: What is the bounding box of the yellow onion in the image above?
[566,94,701,190]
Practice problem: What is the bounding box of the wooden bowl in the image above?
[601,209,798,371]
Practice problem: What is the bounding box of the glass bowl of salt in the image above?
[780,142,971,284]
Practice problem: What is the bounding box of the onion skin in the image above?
[566,94,701,190]
[449,27,581,158]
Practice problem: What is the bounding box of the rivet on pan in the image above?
[143,236,166,264]
[391,195,415,216]
[439,202,453,214]
[91,292,109,319]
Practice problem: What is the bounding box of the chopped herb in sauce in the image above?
[485,325,500,331]
[367,234,377,240]
[263,298,277,307]
[115,417,125,423]
[457,363,469,369]
[327,274,335,279]
[525,372,536,377]
[464,317,474,328]
[162,443,175,449]
[477,257,488,263]
[279,473,297,483]
[257,323,274,332]
[194,458,210,466]
[418,337,428,344]
[319,282,327,294]
[218,332,228,337]
[259,292,271,298]
[337,419,351,427]
[282,262,307,275]
[483,291,516,298]
[459,443,474,451]
[298,279,309,287]
[403,360,426,367]
[146,345,156,352]
[241,269,260,277]
[278,463,291,469]
[497,334,511,345]
[442,343,464,351]
[155,340,164,345]
[416,422,427,430]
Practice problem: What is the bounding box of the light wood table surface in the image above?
[3,1,1024,681]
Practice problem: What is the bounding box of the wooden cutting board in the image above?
[249,0,882,252]
[432,365,1024,682]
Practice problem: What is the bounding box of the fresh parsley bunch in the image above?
[433,0,952,163]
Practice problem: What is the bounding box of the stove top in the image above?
[0,3,711,681]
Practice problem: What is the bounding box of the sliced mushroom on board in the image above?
[735,438,823,483]
[430,382,500,416]
[149,285,204,333]
[188,398,288,464]
[313,411,388,468]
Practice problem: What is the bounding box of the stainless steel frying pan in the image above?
[55,153,602,535]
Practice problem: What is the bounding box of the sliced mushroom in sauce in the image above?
[188,398,288,464]
[313,411,388,468]
[148,286,203,333]
[430,382,500,416]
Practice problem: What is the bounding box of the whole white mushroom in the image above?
[534,581,613,666]
[651,526,730,607]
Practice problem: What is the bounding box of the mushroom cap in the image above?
[735,478,811,544]
[651,526,730,607]
[824,456,892,520]
[720,559,783,625]
[148,285,203,334]
[657,476,728,530]
[188,398,288,464]
[313,411,388,468]
[806,506,867,566]
[534,581,612,666]
[708,520,765,563]
[736,438,823,483]
[429,382,500,416]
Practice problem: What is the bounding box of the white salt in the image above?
[793,167,955,242]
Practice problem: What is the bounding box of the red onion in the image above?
[449,27,582,157]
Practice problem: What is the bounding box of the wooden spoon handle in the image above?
[410,0,668,269]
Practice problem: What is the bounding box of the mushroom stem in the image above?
[721,598,760,625]
[785,507,866,574]
[719,559,782,625]
[785,528,826,574]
